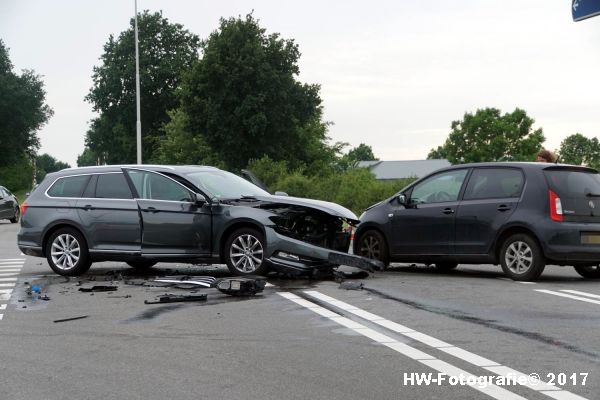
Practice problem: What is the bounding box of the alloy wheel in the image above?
[504,241,533,274]
[51,233,81,271]
[360,234,381,259]
[229,234,264,273]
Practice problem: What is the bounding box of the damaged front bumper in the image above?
[264,227,384,274]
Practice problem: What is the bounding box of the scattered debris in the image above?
[144,293,208,304]
[54,315,89,323]
[333,268,370,282]
[215,277,266,296]
[339,281,364,291]
[78,286,118,292]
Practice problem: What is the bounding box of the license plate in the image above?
[581,232,600,244]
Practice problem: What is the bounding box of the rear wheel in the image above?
[46,228,91,276]
[499,233,545,281]
[434,262,458,271]
[126,260,157,270]
[573,265,600,279]
[356,230,390,268]
[224,228,269,276]
[9,207,19,223]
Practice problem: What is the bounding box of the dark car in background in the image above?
[0,185,20,223]
[355,162,600,281]
[18,165,381,276]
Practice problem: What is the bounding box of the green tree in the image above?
[82,11,200,164]
[176,14,330,170]
[0,39,53,168]
[35,153,70,183]
[427,108,545,164]
[558,133,600,169]
[338,143,378,170]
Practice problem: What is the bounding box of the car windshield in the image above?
[185,170,271,199]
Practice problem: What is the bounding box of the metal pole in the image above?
[134,0,142,164]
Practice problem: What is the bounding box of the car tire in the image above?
[46,228,92,276]
[499,233,545,281]
[356,230,390,268]
[224,228,269,276]
[573,265,600,279]
[126,260,157,270]
[434,262,458,271]
[9,207,20,223]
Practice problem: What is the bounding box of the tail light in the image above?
[548,190,563,222]
[20,202,29,217]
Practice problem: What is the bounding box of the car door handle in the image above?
[442,208,455,214]
[497,205,512,212]
[143,206,158,213]
[82,204,95,211]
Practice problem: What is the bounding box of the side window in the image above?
[126,170,192,202]
[0,188,6,197]
[464,168,524,200]
[95,173,133,199]
[410,169,468,204]
[47,175,91,198]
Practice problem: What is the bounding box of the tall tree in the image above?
[558,133,600,169]
[0,39,53,167]
[82,11,200,164]
[427,108,545,164]
[35,153,70,183]
[174,14,330,170]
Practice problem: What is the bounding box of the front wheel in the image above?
[573,265,600,279]
[499,234,545,281]
[46,228,91,276]
[224,228,269,276]
[356,230,390,268]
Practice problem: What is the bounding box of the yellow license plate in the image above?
[581,233,600,244]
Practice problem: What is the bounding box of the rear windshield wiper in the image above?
[586,193,600,198]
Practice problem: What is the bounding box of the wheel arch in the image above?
[354,224,390,256]
[218,221,266,263]
[494,225,544,262]
[42,223,89,257]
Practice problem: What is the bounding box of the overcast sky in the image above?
[1,1,599,167]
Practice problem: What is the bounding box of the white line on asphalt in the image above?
[0,304,6,310]
[0,283,16,288]
[518,282,536,285]
[265,282,275,287]
[0,269,22,273]
[278,292,527,400]
[535,290,600,305]
[302,291,586,400]
[0,314,3,321]
[560,290,600,300]
[0,264,24,268]
[0,259,25,262]
[0,273,19,277]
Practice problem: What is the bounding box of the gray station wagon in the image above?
[18,165,382,276]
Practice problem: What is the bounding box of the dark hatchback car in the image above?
[18,165,381,276]
[354,162,600,281]
[0,185,20,223]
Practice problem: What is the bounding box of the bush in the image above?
[0,156,34,192]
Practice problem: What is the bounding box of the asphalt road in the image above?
[0,220,598,400]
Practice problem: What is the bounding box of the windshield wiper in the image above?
[238,195,260,201]
[586,193,600,198]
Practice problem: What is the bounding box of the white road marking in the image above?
[278,292,527,400]
[518,282,536,285]
[0,264,24,268]
[0,269,22,273]
[0,304,6,310]
[302,291,586,399]
[0,283,16,288]
[535,290,600,305]
[0,259,25,262]
[265,282,275,287]
[0,314,3,321]
[0,273,19,277]
[560,290,600,300]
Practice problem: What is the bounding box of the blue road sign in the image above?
[573,0,600,21]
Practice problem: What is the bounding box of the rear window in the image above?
[464,168,524,200]
[47,175,91,198]
[544,170,600,198]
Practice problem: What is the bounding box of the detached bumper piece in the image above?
[214,276,267,296]
[328,253,385,272]
[144,293,208,304]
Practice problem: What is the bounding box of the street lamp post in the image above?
[134,0,142,164]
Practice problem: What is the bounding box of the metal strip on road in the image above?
[278,292,528,400]
[559,290,600,300]
[535,290,600,306]
[301,291,587,400]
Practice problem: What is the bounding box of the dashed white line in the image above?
[300,291,586,400]
[535,290,600,305]
[0,304,6,310]
[278,292,527,400]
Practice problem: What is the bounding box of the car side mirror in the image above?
[397,194,407,205]
[192,192,207,205]
[274,191,289,196]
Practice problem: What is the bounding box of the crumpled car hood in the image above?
[252,195,360,224]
